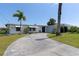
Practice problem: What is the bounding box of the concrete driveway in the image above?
[4,33,79,56]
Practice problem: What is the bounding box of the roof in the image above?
[29,26,39,28]
[5,24,48,27]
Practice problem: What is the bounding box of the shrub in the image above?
[52,25,68,33]
[69,26,78,33]
[23,27,29,34]
[76,28,79,33]
[0,28,9,34]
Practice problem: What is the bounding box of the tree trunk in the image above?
[20,20,22,34]
[56,3,62,36]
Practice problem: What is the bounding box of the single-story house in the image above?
[6,24,54,34]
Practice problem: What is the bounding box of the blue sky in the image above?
[0,3,79,27]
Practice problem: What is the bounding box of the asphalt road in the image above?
[4,33,79,56]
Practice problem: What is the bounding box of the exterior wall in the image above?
[8,25,28,34]
[38,26,43,32]
[29,26,42,33]
[6,24,54,34]
[46,25,54,33]
[9,25,21,34]
[9,25,17,34]
[29,28,38,33]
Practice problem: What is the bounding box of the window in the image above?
[29,28,36,31]
[33,28,35,31]
[16,27,20,31]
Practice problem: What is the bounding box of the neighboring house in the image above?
[6,24,54,34]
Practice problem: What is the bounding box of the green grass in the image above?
[48,33,79,48]
[0,34,26,56]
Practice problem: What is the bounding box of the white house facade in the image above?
[6,24,54,34]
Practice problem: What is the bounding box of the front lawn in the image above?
[0,34,26,56]
[48,33,79,48]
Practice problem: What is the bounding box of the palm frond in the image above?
[23,16,26,20]
[13,10,26,21]
[18,17,22,21]
[17,10,21,13]
[13,13,20,17]
[17,10,23,15]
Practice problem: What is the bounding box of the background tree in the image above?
[56,3,62,36]
[69,26,78,33]
[47,18,56,25]
[13,10,26,34]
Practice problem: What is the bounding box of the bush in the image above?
[23,27,29,34]
[70,26,78,33]
[69,26,79,33]
[76,28,79,33]
[52,25,68,33]
[0,28,9,34]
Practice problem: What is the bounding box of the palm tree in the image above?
[13,10,26,34]
[56,3,62,36]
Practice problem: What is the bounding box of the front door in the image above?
[42,26,45,32]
